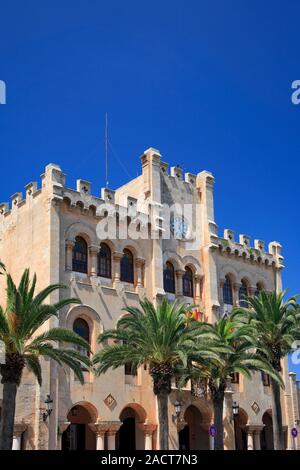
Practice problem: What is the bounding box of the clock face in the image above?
[171,216,189,240]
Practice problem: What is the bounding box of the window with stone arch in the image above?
[223,275,233,305]
[98,243,111,278]
[72,236,88,273]
[120,249,134,283]
[183,266,194,298]
[239,279,249,307]
[163,261,175,294]
[73,318,90,366]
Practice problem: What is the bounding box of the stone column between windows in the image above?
[89,422,109,450]
[65,239,75,271]
[135,258,145,287]
[175,269,185,297]
[112,251,123,285]
[138,423,157,450]
[219,278,225,305]
[107,422,122,450]
[12,423,27,450]
[194,274,202,303]
[249,286,256,297]
[57,421,71,450]
[233,283,241,306]
[89,245,99,276]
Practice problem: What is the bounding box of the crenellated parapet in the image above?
[218,229,284,269]
[0,162,154,234]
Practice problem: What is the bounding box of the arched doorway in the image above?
[178,405,209,450]
[62,404,96,450]
[234,409,248,450]
[116,405,146,450]
[261,411,274,450]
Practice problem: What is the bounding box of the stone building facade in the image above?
[0,147,299,450]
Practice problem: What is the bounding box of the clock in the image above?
[170,215,189,240]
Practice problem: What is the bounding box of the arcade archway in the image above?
[178,405,210,450]
[234,408,248,450]
[62,404,96,450]
[261,411,274,450]
[116,405,147,450]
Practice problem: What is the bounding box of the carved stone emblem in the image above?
[251,401,260,415]
[104,394,117,410]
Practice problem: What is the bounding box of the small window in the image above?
[98,243,111,278]
[239,280,248,307]
[120,249,134,283]
[72,237,88,273]
[223,275,233,305]
[183,267,194,298]
[230,372,239,384]
[163,262,175,293]
[124,363,138,376]
[73,318,90,365]
[261,372,270,387]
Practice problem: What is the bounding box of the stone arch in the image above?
[62,402,98,450]
[117,403,148,450]
[219,265,238,283]
[163,250,184,271]
[116,239,145,260]
[182,255,203,276]
[234,408,248,450]
[65,221,98,246]
[65,304,102,353]
[178,404,210,450]
[261,409,274,450]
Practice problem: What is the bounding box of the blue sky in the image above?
[0,1,299,376]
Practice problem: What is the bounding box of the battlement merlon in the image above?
[219,228,284,268]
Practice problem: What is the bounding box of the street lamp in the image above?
[232,401,239,417]
[232,401,239,449]
[172,400,181,422]
[43,394,53,422]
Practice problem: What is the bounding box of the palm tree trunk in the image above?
[270,377,284,450]
[213,391,225,450]
[157,391,169,450]
[0,381,18,450]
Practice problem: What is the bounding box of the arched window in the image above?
[121,249,134,283]
[183,267,194,298]
[239,280,248,307]
[163,262,175,293]
[73,318,90,361]
[223,275,233,305]
[72,236,88,273]
[98,243,111,278]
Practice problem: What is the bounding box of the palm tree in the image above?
[179,316,282,450]
[232,290,300,450]
[93,298,214,450]
[0,268,91,450]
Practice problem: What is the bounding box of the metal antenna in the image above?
[105,112,108,188]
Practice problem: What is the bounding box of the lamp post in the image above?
[174,400,181,418]
[232,401,239,450]
[43,394,53,422]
